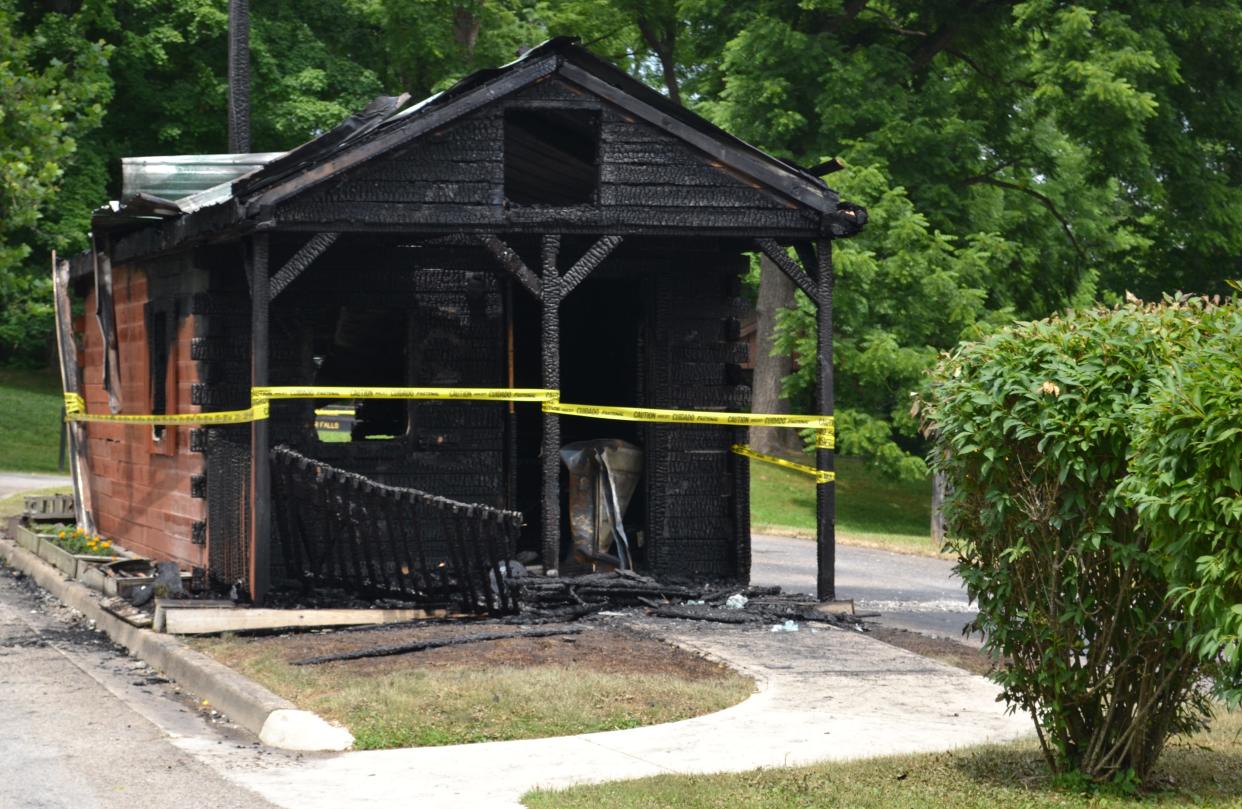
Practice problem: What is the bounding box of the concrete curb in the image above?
[0,535,353,752]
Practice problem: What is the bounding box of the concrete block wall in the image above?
[79,264,207,569]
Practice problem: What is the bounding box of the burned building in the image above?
[60,38,864,606]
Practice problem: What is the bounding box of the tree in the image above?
[669,0,1240,474]
[0,1,110,366]
[0,0,110,277]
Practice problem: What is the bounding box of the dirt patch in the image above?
[192,619,753,749]
[200,620,736,680]
[866,624,996,676]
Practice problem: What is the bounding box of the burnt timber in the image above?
[70,36,865,606]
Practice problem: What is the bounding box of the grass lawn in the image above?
[751,456,943,557]
[0,367,64,473]
[0,486,68,521]
[525,707,1242,808]
[194,634,754,750]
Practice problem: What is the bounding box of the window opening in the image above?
[312,306,409,442]
[147,306,168,442]
[504,108,600,205]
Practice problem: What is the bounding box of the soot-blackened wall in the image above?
[642,253,752,580]
[266,247,508,508]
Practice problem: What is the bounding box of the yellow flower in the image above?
[58,530,66,539]
[74,527,84,537]
[101,541,112,549]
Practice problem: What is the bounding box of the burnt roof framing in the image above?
[102,39,865,267]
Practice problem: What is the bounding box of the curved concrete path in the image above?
[186,620,1029,809]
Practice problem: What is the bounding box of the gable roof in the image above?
[232,37,841,215]
[99,37,864,260]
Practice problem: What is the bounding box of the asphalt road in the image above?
[0,562,278,809]
[751,533,980,643]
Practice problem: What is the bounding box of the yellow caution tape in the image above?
[544,400,833,431]
[547,400,833,454]
[64,392,264,425]
[63,388,557,426]
[731,444,835,484]
[254,386,559,403]
[64,387,836,481]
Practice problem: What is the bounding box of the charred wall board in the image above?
[197,249,254,589]
[275,77,822,237]
[643,253,751,579]
[268,254,507,540]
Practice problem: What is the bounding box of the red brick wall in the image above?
[79,265,206,568]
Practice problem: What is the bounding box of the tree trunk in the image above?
[931,470,946,546]
[751,255,798,456]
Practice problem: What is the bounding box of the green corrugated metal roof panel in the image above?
[120,153,284,204]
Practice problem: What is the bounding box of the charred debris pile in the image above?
[270,568,872,630]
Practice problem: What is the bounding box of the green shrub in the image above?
[1123,300,1242,704]
[920,297,1221,785]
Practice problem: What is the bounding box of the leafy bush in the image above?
[1123,300,1242,704]
[920,297,1223,784]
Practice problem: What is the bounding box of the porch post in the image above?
[249,232,270,602]
[815,238,836,601]
[540,234,562,571]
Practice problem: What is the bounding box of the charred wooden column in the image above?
[815,237,836,601]
[540,234,561,570]
[248,232,270,602]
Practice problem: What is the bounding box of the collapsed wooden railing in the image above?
[270,445,521,614]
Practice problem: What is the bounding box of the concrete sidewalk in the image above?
[185,619,1030,809]
[2,499,1030,809]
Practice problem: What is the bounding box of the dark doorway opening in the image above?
[510,274,649,568]
[558,277,647,570]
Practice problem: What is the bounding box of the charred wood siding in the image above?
[275,77,821,237]
[196,255,254,588]
[268,255,506,516]
[644,255,751,579]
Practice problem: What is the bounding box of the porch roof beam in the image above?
[269,231,339,300]
[478,234,541,299]
[558,235,623,300]
[755,238,817,300]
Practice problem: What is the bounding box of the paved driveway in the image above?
[751,533,980,644]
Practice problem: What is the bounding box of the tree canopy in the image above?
[2,0,1238,464]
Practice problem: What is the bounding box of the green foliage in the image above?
[0,1,110,276]
[1123,300,1242,705]
[0,272,54,368]
[771,163,1008,479]
[679,0,1242,475]
[921,298,1227,783]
